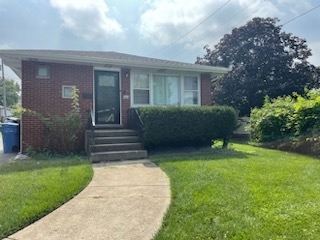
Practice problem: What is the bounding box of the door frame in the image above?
[93,67,122,125]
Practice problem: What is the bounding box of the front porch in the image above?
[86,112,147,162]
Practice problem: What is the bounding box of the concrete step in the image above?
[91,150,148,163]
[93,129,138,137]
[94,136,140,144]
[94,124,123,130]
[90,143,143,152]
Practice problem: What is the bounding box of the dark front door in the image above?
[94,70,120,124]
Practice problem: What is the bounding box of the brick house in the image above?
[0,50,228,160]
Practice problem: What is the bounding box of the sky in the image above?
[1,0,320,82]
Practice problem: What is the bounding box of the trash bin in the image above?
[0,122,20,153]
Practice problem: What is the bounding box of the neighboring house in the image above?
[0,50,228,159]
[0,105,12,120]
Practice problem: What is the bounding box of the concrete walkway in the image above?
[5,160,171,240]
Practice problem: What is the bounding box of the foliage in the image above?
[197,17,319,116]
[0,156,93,239]
[42,87,83,153]
[250,89,320,142]
[0,79,20,107]
[20,87,83,154]
[137,106,237,149]
[11,104,23,118]
[152,142,320,240]
[293,89,320,134]
[250,95,295,142]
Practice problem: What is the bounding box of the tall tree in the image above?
[197,17,318,115]
[0,79,21,107]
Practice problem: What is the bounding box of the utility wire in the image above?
[180,15,252,62]
[173,2,320,63]
[177,1,263,62]
[282,3,320,26]
[146,0,232,57]
[171,0,258,61]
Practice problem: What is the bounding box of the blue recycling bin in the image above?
[0,122,20,153]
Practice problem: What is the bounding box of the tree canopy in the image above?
[197,17,319,116]
[0,79,21,107]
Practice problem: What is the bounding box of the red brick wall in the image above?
[21,61,93,152]
[120,68,130,128]
[200,73,212,106]
[21,61,212,151]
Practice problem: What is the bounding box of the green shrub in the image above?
[137,106,237,149]
[42,87,83,153]
[293,90,320,135]
[250,89,320,142]
[250,96,295,142]
[21,87,83,154]
[42,111,82,153]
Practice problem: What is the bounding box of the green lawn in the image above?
[152,142,320,240]
[0,156,93,239]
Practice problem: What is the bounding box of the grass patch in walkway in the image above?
[0,156,93,239]
[152,143,320,239]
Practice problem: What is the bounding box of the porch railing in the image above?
[90,108,95,128]
[87,108,95,155]
[128,108,144,137]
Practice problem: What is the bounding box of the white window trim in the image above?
[131,71,201,107]
[131,72,152,107]
[62,85,75,99]
[182,75,201,106]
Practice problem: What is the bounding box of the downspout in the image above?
[1,58,6,119]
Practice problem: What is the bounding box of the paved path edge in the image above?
[5,159,171,240]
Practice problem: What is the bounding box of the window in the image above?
[62,85,75,99]
[133,74,150,104]
[153,75,180,106]
[131,73,200,107]
[36,65,50,79]
[183,77,199,106]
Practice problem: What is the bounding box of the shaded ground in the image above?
[258,137,320,157]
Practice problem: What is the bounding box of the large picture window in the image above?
[153,75,180,106]
[131,73,200,107]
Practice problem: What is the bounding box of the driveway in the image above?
[5,160,171,240]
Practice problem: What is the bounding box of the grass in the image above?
[151,142,320,240]
[0,155,93,239]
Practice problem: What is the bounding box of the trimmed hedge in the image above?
[250,89,320,143]
[137,106,237,149]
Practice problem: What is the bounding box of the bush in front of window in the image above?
[137,106,237,149]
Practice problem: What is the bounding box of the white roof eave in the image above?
[31,53,229,74]
[0,50,229,77]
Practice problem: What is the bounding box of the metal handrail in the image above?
[128,108,144,140]
[88,108,95,156]
[90,108,95,127]
[134,108,144,126]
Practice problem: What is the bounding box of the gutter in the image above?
[0,50,229,75]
